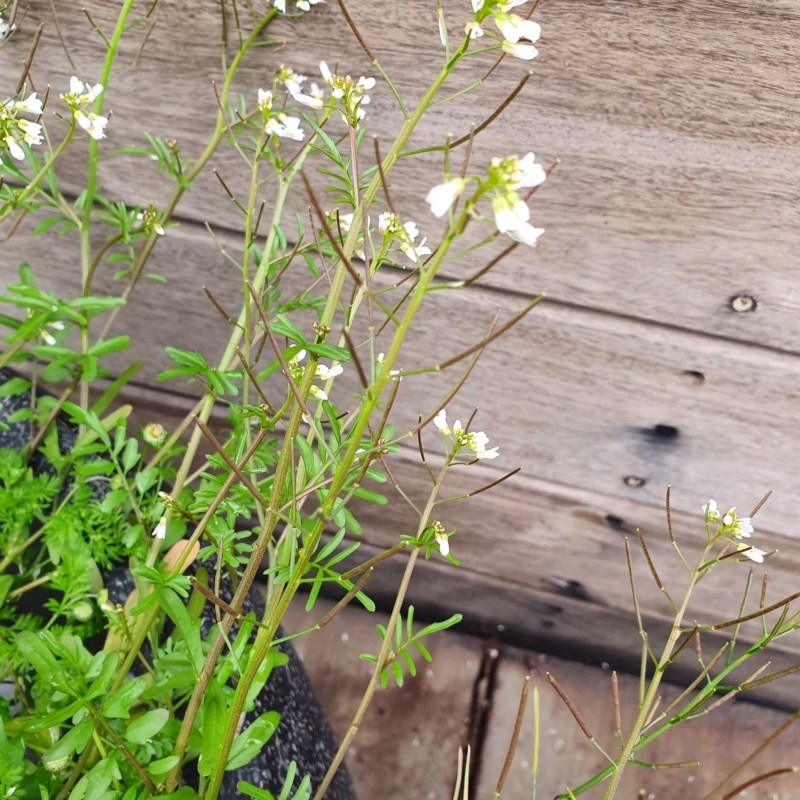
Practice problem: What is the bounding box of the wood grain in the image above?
[2,0,800,346]
[4,0,800,674]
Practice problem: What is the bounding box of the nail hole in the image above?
[624,475,646,488]
[652,424,679,440]
[605,513,626,532]
[680,370,705,385]
[730,294,757,313]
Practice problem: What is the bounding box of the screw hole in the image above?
[624,475,646,488]
[730,294,757,313]
[680,370,705,385]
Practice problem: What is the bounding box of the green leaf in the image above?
[85,652,119,701]
[101,675,149,719]
[226,711,279,771]
[158,587,203,672]
[198,681,227,776]
[42,720,94,764]
[147,755,180,777]
[124,708,169,745]
[16,632,72,693]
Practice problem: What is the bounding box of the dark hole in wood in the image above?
[605,513,626,532]
[540,619,555,628]
[624,475,646,488]
[681,369,705,384]
[652,423,679,439]
[563,579,589,601]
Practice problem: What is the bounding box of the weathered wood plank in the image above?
[2,0,800,349]
[4,222,800,536]
[478,646,800,799]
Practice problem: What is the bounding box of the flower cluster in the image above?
[276,65,324,109]
[288,349,344,402]
[468,0,541,60]
[378,212,432,264]
[319,61,376,129]
[257,88,305,141]
[702,499,767,563]
[426,151,546,247]
[273,0,323,13]
[59,76,108,140]
[0,91,43,164]
[136,204,165,236]
[434,409,499,460]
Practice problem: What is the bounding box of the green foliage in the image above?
[0,0,546,797]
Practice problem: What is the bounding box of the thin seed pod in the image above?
[547,673,594,741]
[494,677,529,797]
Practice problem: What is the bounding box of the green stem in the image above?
[599,549,710,800]
[202,44,471,800]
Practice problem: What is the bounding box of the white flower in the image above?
[60,77,107,139]
[378,213,432,263]
[502,39,539,60]
[435,531,450,556]
[465,20,484,38]
[0,15,17,42]
[257,88,273,112]
[67,76,103,104]
[152,516,167,540]
[280,68,324,108]
[315,363,343,380]
[492,195,545,246]
[722,507,754,538]
[265,113,304,140]
[433,409,451,436]
[702,499,720,522]
[426,178,465,217]
[511,152,547,189]
[495,13,541,44]
[310,385,329,401]
[471,0,484,11]
[17,118,42,146]
[10,93,43,115]
[319,61,375,127]
[76,110,108,139]
[737,542,767,563]
[4,134,23,160]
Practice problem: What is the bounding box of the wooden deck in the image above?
[3,0,800,780]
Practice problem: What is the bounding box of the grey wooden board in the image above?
[281,597,483,800]
[478,646,800,799]
[2,0,800,349]
[4,221,800,538]
[95,393,800,711]
[5,0,800,679]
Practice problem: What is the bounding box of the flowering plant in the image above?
[1,1,796,799]
[0,0,548,798]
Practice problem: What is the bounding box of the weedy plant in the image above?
[0,0,549,799]
[1,1,797,800]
